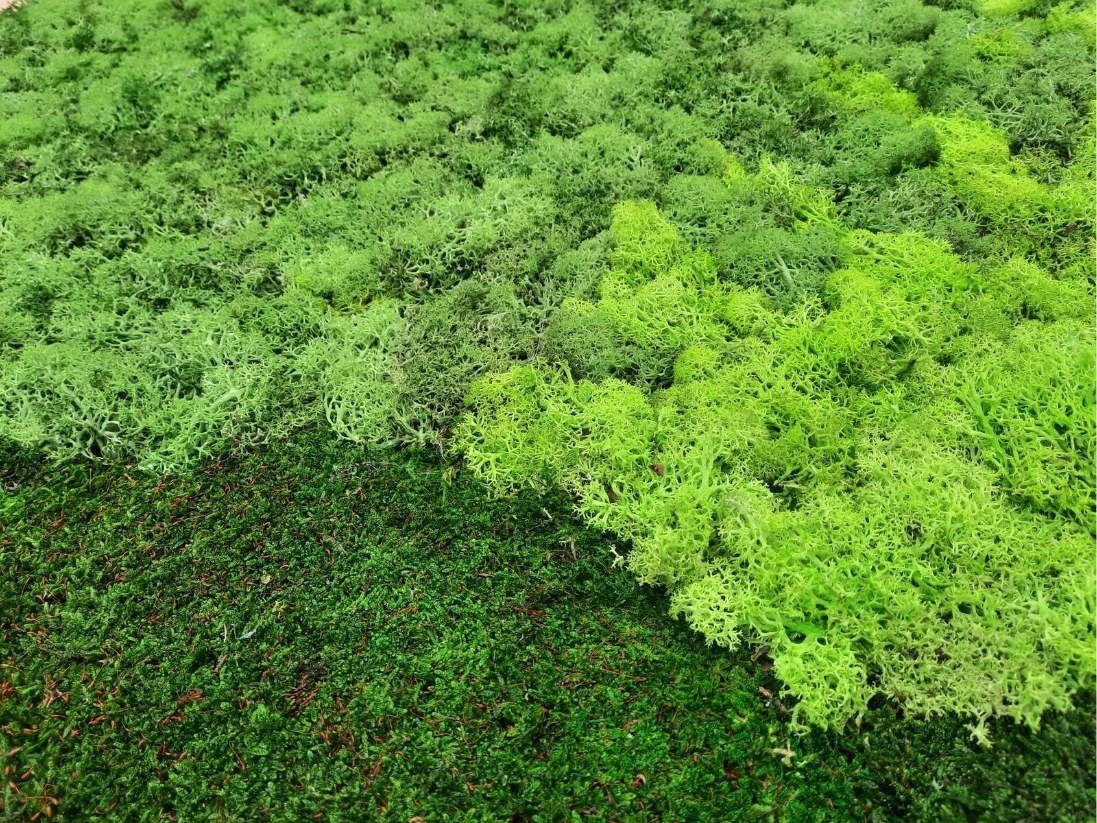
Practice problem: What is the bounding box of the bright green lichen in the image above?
[3,0,1092,470]
[456,190,1096,739]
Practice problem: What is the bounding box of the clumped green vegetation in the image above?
[2,437,1094,820]
[456,185,1094,738]
[0,0,1094,816]
[456,39,1095,737]
[2,0,1093,463]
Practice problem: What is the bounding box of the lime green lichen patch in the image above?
[978,0,1034,16]
[456,190,1095,738]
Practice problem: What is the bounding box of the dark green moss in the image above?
[1,433,1093,820]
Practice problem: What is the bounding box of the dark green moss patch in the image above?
[2,434,1093,820]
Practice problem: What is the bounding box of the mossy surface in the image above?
[2,0,1093,463]
[457,160,1095,737]
[0,0,1094,816]
[2,435,1094,821]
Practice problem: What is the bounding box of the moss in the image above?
[2,433,1092,820]
[2,0,1092,466]
[457,193,1095,737]
[0,0,1093,814]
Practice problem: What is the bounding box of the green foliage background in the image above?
[0,0,1094,802]
[2,0,1093,465]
